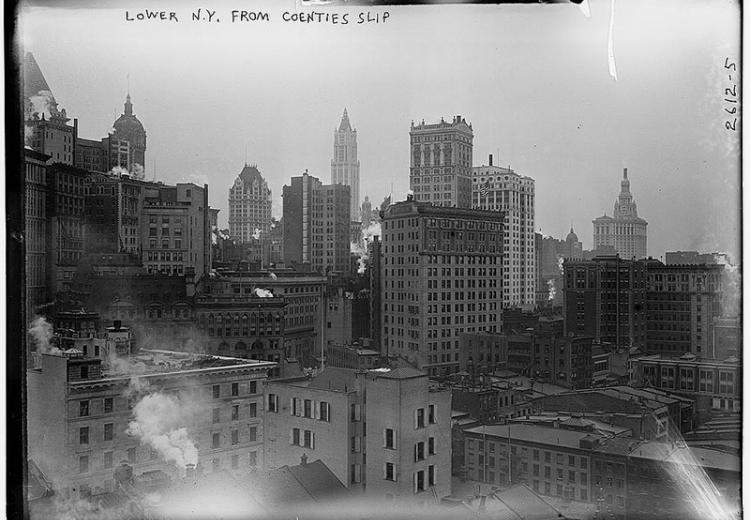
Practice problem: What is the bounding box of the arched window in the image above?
[241,314,249,336]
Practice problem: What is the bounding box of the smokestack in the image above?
[114,320,122,330]
[623,167,628,179]
[185,463,196,480]
[489,154,493,166]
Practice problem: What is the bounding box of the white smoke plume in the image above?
[28,315,59,354]
[268,271,278,280]
[252,288,273,298]
[350,221,382,275]
[109,166,129,177]
[28,90,55,120]
[547,279,556,301]
[24,124,35,148]
[126,392,199,469]
[131,163,145,180]
[557,255,565,274]
[252,228,261,240]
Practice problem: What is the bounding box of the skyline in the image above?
[18,0,741,259]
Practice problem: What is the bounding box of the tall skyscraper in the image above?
[472,155,536,308]
[381,198,504,377]
[410,116,473,208]
[228,164,272,242]
[331,108,360,219]
[592,169,648,259]
[282,171,351,274]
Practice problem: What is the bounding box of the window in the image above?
[303,430,314,448]
[232,430,239,445]
[544,451,551,463]
[79,456,89,474]
[79,400,90,417]
[104,423,114,441]
[533,464,539,477]
[249,381,257,394]
[351,403,361,421]
[416,408,425,429]
[545,466,551,478]
[415,470,425,492]
[232,405,239,421]
[319,401,330,422]
[569,455,575,466]
[79,427,89,445]
[104,451,113,469]
[213,385,221,399]
[304,399,312,418]
[429,437,435,455]
[292,428,301,446]
[385,463,396,481]
[249,403,257,418]
[533,449,539,461]
[268,393,278,412]
[127,447,136,463]
[249,451,258,468]
[428,404,436,424]
[249,426,257,442]
[231,383,239,396]
[213,408,221,424]
[104,397,113,414]
[385,428,395,449]
[414,442,425,462]
[212,433,221,449]
[429,465,435,486]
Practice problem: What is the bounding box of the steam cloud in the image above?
[125,391,199,469]
[252,288,273,298]
[28,315,59,354]
[28,90,55,120]
[350,222,382,274]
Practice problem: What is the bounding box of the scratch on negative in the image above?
[607,0,618,80]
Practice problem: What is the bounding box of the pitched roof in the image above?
[23,52,51,98]
[285,459,348,501]
[237,164,266,186]
[338,108,352,132]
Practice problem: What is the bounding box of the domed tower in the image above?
[110,93,147,173]
[565,227,583,258]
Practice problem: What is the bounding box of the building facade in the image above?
[265,368,366,490]
[592,169,648,259]
[228,165,272,243]
[141,183,211,279]
[282,172,351,275]
[27,350,274,500]
[331,109,360,219]
[365,367,452,502]
[472,156,535,308]
[563,256,647,349]
[46,163,88,293]
[630,354,741,416]
[381,199,504,376]
[25,149,49,320]
[409,116,473,208]
[644,260,724,357]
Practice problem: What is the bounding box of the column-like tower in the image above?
[331,109,360,219]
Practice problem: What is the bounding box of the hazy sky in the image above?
[18,0,741,259]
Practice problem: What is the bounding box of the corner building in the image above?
[381,199,504,376]
[409,116,474,208]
